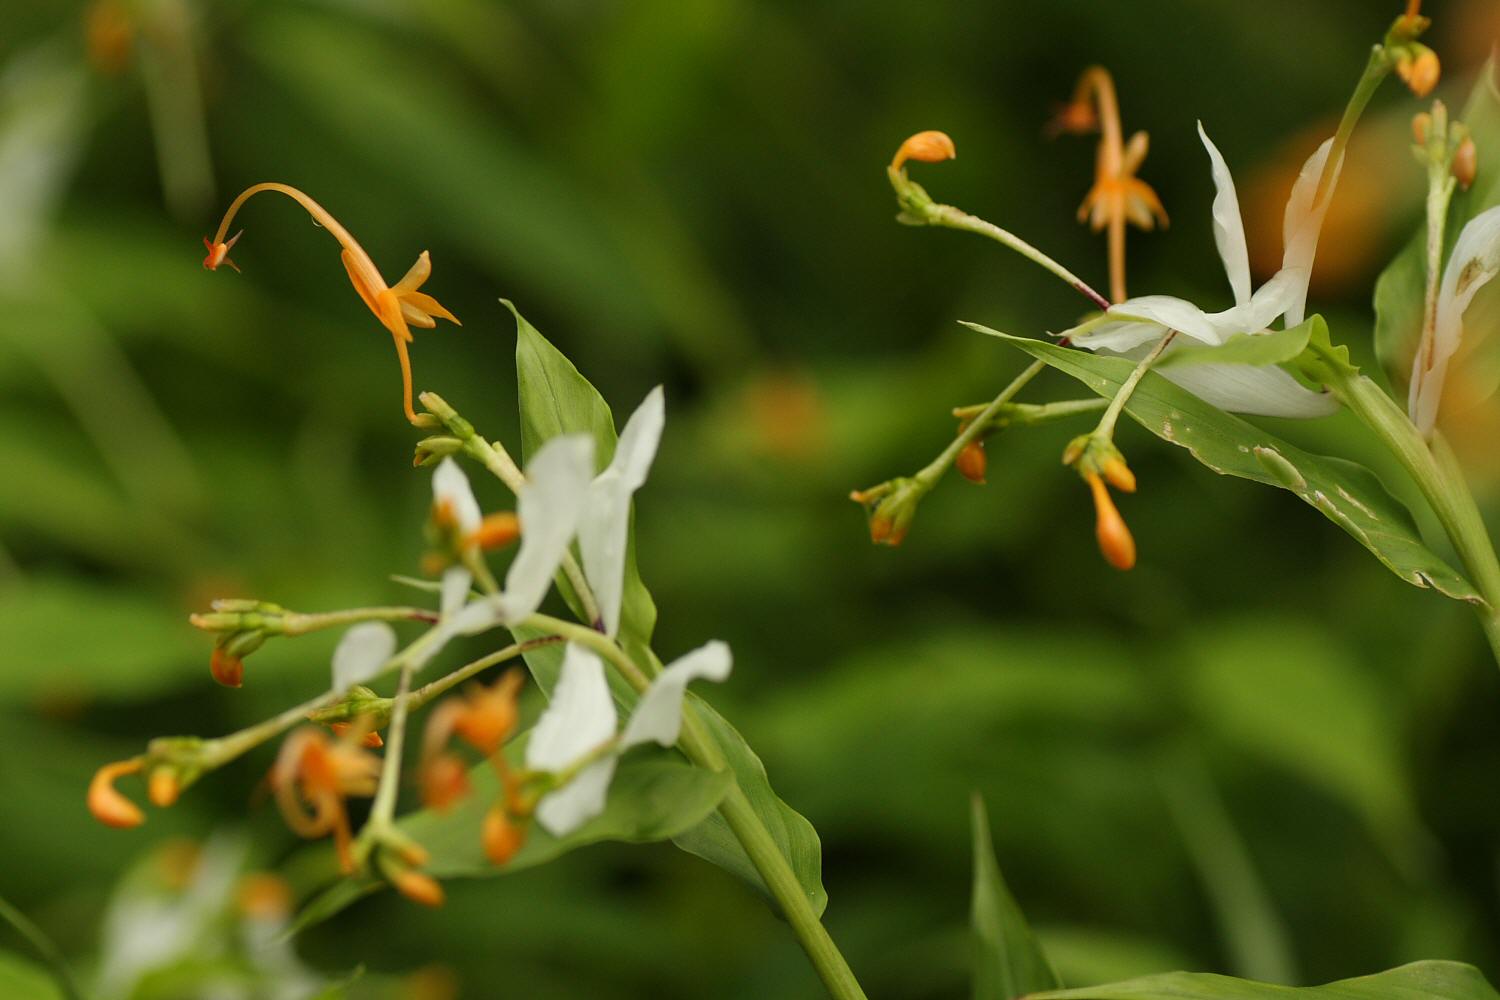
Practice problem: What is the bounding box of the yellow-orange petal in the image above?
[400,290,460,326]
[483,805,526,865]
[393,869,445,908]
[89,759,145,828]
[330,722,384,748]
[891,130,956,171]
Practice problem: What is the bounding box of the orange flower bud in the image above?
[329,722,384,748]
[421,753,471,812]
[148,768,180,808]
[1453,137,1477,191]
[956,439,987,484]
[452,672,523,755]
[238,873,294,921]
[1086,473,1136,571]
[471,511,521,551]
[1397,47,1440,98]
[891,130,956,172]
[210,646,244,688]
[88,759,145,829]
[483,805,526,866]
[392,869,445,908]
[1411,111,1432,145]
[1101,456,1136,493]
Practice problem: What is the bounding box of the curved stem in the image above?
[1072,66,1123,179]
[1095,329,1175,441]
[916,360,1046,487]
[212,182,386,293]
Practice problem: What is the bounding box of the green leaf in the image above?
[510,303,829,915]
[971,793,1061,1000]
[671,697,829,916]
[1374,57,1500,393]
[1030,961,1499,1000]
[1156,318,1318,371]
[0,951,64,1000]
[964,325,1480,603]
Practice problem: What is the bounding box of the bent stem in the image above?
[1094,329,1176,441]
[915,360,1047,487]
[522,613,868,1000]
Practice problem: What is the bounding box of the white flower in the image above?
[527,639,732,836]
[330,621,397,692]
[1068,123,1341,419]
[1408,205,1500,436]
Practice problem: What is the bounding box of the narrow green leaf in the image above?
[971,793,1060,1000]
[672,697,829,916]
[1156,318,1317,371]
[964,325,1480,603]
[509,303,829,915]
[1029,960,1499,1000]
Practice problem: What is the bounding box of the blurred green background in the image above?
[3,0,1500,997]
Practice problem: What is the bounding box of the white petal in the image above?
[1198,122,1252,308]
[432,458,482,536]
[1281,138,1339,327]
[621,640,733,750]
[1107,295,1223,344]
[608,386,665,491]
[331,622,397,692]
[1070,319,1170,353]
[579,388,665,636]
[526,643,618,772]
[535,758,617,836]
[494,434,595,623]
[1205,267,1302,339]
[1160,361,1339,418]
[439,566,472,617]
[1410,205,1500,434]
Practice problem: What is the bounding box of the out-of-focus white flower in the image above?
[330,622,396,692]
[1408,205,1500,436]
[526,639,732,836]
[1068,124,1342,419]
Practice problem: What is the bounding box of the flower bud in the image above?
[956,439,987,484]
[851,477,926,547]
[392,869,445,908]
[1411,111,1431,145]
[483,805,526,865]
[88,759,145,828]
[1101,455,1136,493]
[148,768,181,808]
[472,512,521,551]
[420,753,471,812]
[1453,137,1477,191]
[1086,474,1136,571]
[413,436,463,468]
[210,645,244,688]
[1396,46,1440,98]
[891,130,956,172]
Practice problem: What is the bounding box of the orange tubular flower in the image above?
[419,672,525,812]
[890,130,956,172]
[271,726,381,874]
[1052,67,1168,304]
[202,184,460,423]
[88,759,146,828]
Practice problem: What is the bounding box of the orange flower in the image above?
[202,184,460,423]
[419,671,524,812]
[890,130,956,172]
[271,726,381,873]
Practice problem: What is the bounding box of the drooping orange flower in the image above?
[88,758,146,828]
[202,184,460,423]
[1051,67,1168,304]
[271,725,382,873]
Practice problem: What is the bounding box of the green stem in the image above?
[915,360,1046,487]
[951,397,1108,427]
[1094,329,1175,441]
[519,614,868,999]
[1332,374,1500,664]
[368,661,416,831]
[1313,46,1392,208]
[0,894,84,1000]
[279,606,437,636]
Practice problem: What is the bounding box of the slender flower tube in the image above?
[203,184,460,423]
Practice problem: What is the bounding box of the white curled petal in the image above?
[1410,205,1500,434]
[526,643,617,772]
[1107,295,1222,344]
[1069,319,1170,353]
[432,458,482,536]
[494,434,595,623]
[610,386,665,491]
[535,758,617,836]
[1160,362,1340,418]
[1206,267,1302,339]
[1198,122,1252,308]
[331,622,397,692]
[1282,138,1339,327]
[621,640,733,750]
[440,566,472,617]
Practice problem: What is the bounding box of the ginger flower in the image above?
[271,725,382,873]
[419,671,524,812]
[1052,67,1168,303]
[202,184,460,423]
[1064,124,1344,419]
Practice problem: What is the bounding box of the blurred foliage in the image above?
[2,0,1500,997]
